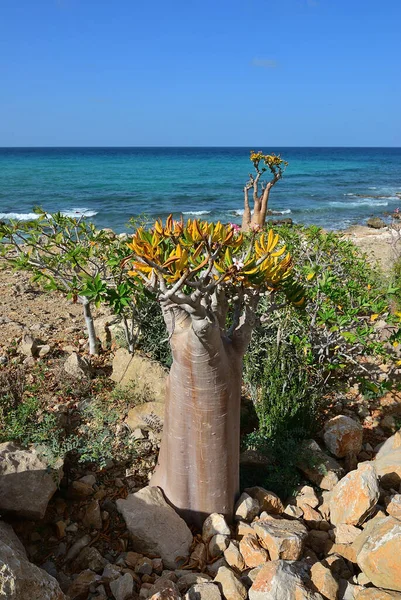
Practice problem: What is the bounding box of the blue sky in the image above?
[0,0,400,146]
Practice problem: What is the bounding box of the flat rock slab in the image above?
[0,441,63,519]
[0,521,66,600]
[111,348,167,401]
[116,486,192,569]
[252,517,308,560]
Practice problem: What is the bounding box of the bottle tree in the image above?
[127,215,304,526]
[242,151,288,231]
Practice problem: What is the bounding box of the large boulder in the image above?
[116,486,192,569]
[252,517,308,560]
[249,560,324,600]
[0,442,63,519]
[0,521,66,599]
[323,415,363,458]
[329,463,379,526]
[356,516,401,591]
[297,440,344,490]
[111,348,167,400]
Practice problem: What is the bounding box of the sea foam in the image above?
[0,208,98,221]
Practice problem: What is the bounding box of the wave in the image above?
[181,210,211,216]
[0,212,40,221]
[330,200,389,209]
[0,208,98,221]
[231,208,291,217]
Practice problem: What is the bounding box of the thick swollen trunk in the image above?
[150,316,243,528]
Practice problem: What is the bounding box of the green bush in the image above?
[242,224,398,497]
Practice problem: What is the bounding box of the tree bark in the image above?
[242,187,252,231]
[150,314,244,528]
[79,297,99,355]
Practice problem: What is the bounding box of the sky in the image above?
[0,0,400,147]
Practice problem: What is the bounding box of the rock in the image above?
[302,504,322,527]
[306,530,330,555]
[330,463,379,526]
[297,440,344,490]
[209,534,230,558]
[284,504,304,519]
[356,515,401,591]
[386,493,401,518]
[202,513,231,541]
[206,557,229,578]
[64,534,92,563]
[102,563,121,581]
[177,573,212,593]
[249,560,323,600]
[185,583,222,600]
[148,579,181,600]
[214,566,247,600]
[70,480,94,498]
[116,486,192,569]
[245,487,284,514]
[376,430,401,459]
[38,344,51,357]
[234,493,260,522]
[310,562,339,600]
[375,448,401,489]
[0,441,63,519]
[332,524,361,545]
[224,541,246,571]
[67,570,100,599]
[19,333,39,357]
[239,534,269,568]
[82,499,102,529]
[0,521,66,599]
[252,517,308,560]
[110,573,134,600]
[135,556,154,575]
[72,546,107,573]
[294,485,319,509]
[367,217,386,229]
[323,415,363,458]
[126,402,165,432]
[111,348,167,400]
[93,315,123,350]
[64,352,91,379]
[236,521,255,538]
[356,589,401,599]
[79,474,96,486]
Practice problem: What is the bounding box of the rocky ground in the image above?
[1,225,401,600]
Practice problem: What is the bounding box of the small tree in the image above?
[126,215,304,525]
[242,151,288,231]
[0,210,140,355]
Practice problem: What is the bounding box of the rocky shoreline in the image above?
[1,224,401,599]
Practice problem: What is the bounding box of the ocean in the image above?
[0,147,400,233]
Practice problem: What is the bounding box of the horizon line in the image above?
[1,145,401,149]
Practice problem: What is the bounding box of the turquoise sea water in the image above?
[0,147,400,232]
